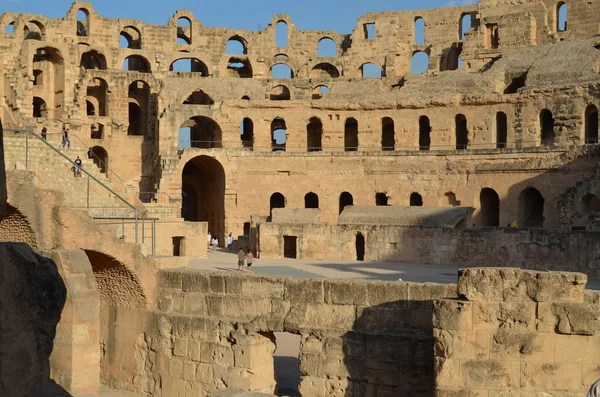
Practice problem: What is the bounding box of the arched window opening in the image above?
[496,112,508,149]
[446,192,461,206]
[381,117,395,151]
[414,17,425,45]
[32,47,65,119]
[441,46,462,71]
[585,105,598,144]
[361,63,382,78]
[460,13,472,40]
[77,9,89,37]
[305,193,319,209]
[557,2,567,32]
[91,123,104,140]
[344,118,358,152]
[5,22,14,34]
[270,193,286,218]
[240,118,254,148]
[89,146,108,173]
[355,233,365,261]
[271,118,287,152]
[519,187,545,227]
[81,50,107,70]
[312,85,330,99]
[339,192,353,214]
[226,37,247,54]
[317,38,337,57]
[242,95,250,100]
[582,194,600,212]
[270,85,290,101]
[32,97,47,118]
[410,193,423,207]
[275,21,288,48]
[480,188,500,226]
[540,109,555,146]
[120,26,141,49]
[123,55,151,72]
[419,116,431,150]
[86,101,95,116]
[275,53,289,59]
[177,17,192,44]
[183,90,214,105]
[128,103,142,136]
[32,70,43,86]
[182,116,222,149]
[271,63,293,79]
[307,117,323,152]
[170,58,209,75]
[376,193,389,206]
[24,21,44,41]
[455,114,468,150]
[226,57,252,78]
[310,63,340,79]
[128,80,150,136]
[486,24,499,49]
[86,78,108,117]
[410,52,429,74]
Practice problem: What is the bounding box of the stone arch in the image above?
[181,155,226,243]
[32,96,47,118]
[91,122,104,139]
[419,115,431,150]
[305,192,319,209]
[170,58,209,75]
[80,50,107,70]
[557,1,567,32]
[84,250,146,308]
[519,187,545,227]
[381,117,395,151]
[455,114,468,150]
[120,26,141,49]
[410,192,423,207]
[225,57,252,78]
[89,146,108,173]
[582,194,600,212]
[180,116,222,149]
[32,47,65,119]
[271,117,287,152]
[0,204,38,249]
[240,118,254,148]
[460,13,472,40]
[339,192,353,214]
[127,80,150,136]
[86,77,108,117]
[317,37,337,57]
[496,112,508,148]
[540,109,555,145]
[410,51,429,74]
[344,118,358,152]
[76,8,89,37]
[271,63,294,79]
[123,55,150,72]
[307,117,323,152]
[310,63,340,79]
[359,63,383,78]
[24,20,45,41]
[270,85,291,101]
[276,20,288,48]
[177,17,192,44]
[480,188,500,226]
[312,85,330,99]
[414,17,425,45]
[5,21,14,34]
[270,193,286,217]
[183,89,214,105]
[226,35,248,55]
[585,104,598,144]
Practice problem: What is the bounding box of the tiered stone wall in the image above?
[434,268,600,396]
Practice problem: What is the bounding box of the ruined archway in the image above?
[519,187,545,228]
[180,116,222,149]
[310,63,340,79]
[419,116,431,150]
[345,118,358,152]
[480,188,500,226]
[128,81,150,136]
[181,156,226,244]
[540,109,555,146]
[339,192,353,215]
[86,78,108,117]
[80,50,107,70]
[270,193,286,218]
[89,146,108,173]
[0,204,37,248]
[32,47,65,119]
[455,114,468,150]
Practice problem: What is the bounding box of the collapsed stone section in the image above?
[434,267,598,396]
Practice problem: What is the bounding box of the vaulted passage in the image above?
[307,117,323,152]
[381,117,395,151]
[345,118,358,151]
[270,193,286,219]
[180,117,222,149]
[182,156,226,243]
[519,187,545,228]
[479,188,500,226]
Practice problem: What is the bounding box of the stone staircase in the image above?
[557,164,600,228]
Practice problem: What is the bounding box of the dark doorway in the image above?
[480,188,500,226]
[241,118,254,148]
[339,192,353,214]
[496,112,507,149]
[270,193,286,218]
[585,105,598,144]
[128,102,143,136]
[540,109,555,146]
[381,117,395,151]
[172,237,185,256]
[344,118,358,151]
[283,236,297,259]
[455,114,468,150]
[304,193,319,209]
[243,222,251,236]
[410,193,423,206]
[355,233,365,261]
[519,187,545,228]
[419,116,431,150]
[375,193,388,206]
[307,117,323,152]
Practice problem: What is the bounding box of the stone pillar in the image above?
[433,267,596,396]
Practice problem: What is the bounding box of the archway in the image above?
[24,21,45,41]
[271,63,293,79]
[410,193,423,206]
[519,187,545,227]
[304,193,319,209]
[557,2,567,32]
[419,116,431,150]
[123,55,150,72]
[496,112,507,148]
[181,116,222,149]
[183,90,213,105]
[89,146,108,173]
[120,26,141,49]
[317,38,336,57]
[271,118,287,152]
[86,78,108,117]
[33,47,64,119]
[270,85,290,101]
[307,117,323,152]
[81,50,107,70]
[345,118,358,152]
[585,105,598,144]
[310,63,340,79]
[360,63,382,78]
[312,85,330,99]
[181,156,226,243]
[410,52,429,74]
[376,193,389,206]
[170,58,208,75]
[540,109,555,146]
[240,118,254,148]
[356,233,365,261]
[339,192,353,214]
[479,188,499,226]
[414,17,425,45]
[226,57,252,78]
[270,193,286,218]
[32,97,47,118]
[226,36,248,55]
[381,117,395,151]
[128,81,150,136]
[455,114,468,149]
[177,17,192,44]
[77,9,89,37]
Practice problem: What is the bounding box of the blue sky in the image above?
[2,0,477,33]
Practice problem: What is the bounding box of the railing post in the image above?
[86,175,90,208]
[25,132,29,169]
[135,209,139,244]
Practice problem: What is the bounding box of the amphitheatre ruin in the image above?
[4,0,600,396]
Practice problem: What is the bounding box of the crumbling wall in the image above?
[434,267,599,396]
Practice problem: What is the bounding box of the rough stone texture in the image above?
[0,118,5,220]
[0,243,72,397]
[337,205,475,227]
[434,267,600,396]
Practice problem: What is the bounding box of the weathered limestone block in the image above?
[433,299,473,330]
[520,362,582,391]
[298,376,326,397]
[325,279,369,305]
[285,303,355,332]
[357,303,432,334]
[555,334,600,363]
[459,360,521,389]
[536,302,600,335]
[283,279,325,304]
[489,330,555,361]
[241,277,284,299]
[181,271,210,292]
[408,282,458,309]
[435,357,461,388]
[458,268,587,303]
[0,243,72,397]
[472,301,536,331]
[366,281,409,305]
[433,329,490,360]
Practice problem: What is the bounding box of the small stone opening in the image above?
[283,236,297,259]
[172,236,185,256]
[376,192,389,206]
[356,232,365,261]
[339,192,353,215]
[274,332,301,396]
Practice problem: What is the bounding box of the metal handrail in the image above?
[5,128,139,243]
[68,133,124,184]
[139,191,181,207]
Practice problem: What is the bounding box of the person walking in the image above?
[588,379,600,397]
[227,233,233,252]
[237,248,245,271]
[207,232,212,251]
[74,156,83,177]
[212,236,218,252]
[61,126,70,149]
[41,127,47,141]
[245,250,254,272]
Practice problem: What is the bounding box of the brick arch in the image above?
[0,204,37,249]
